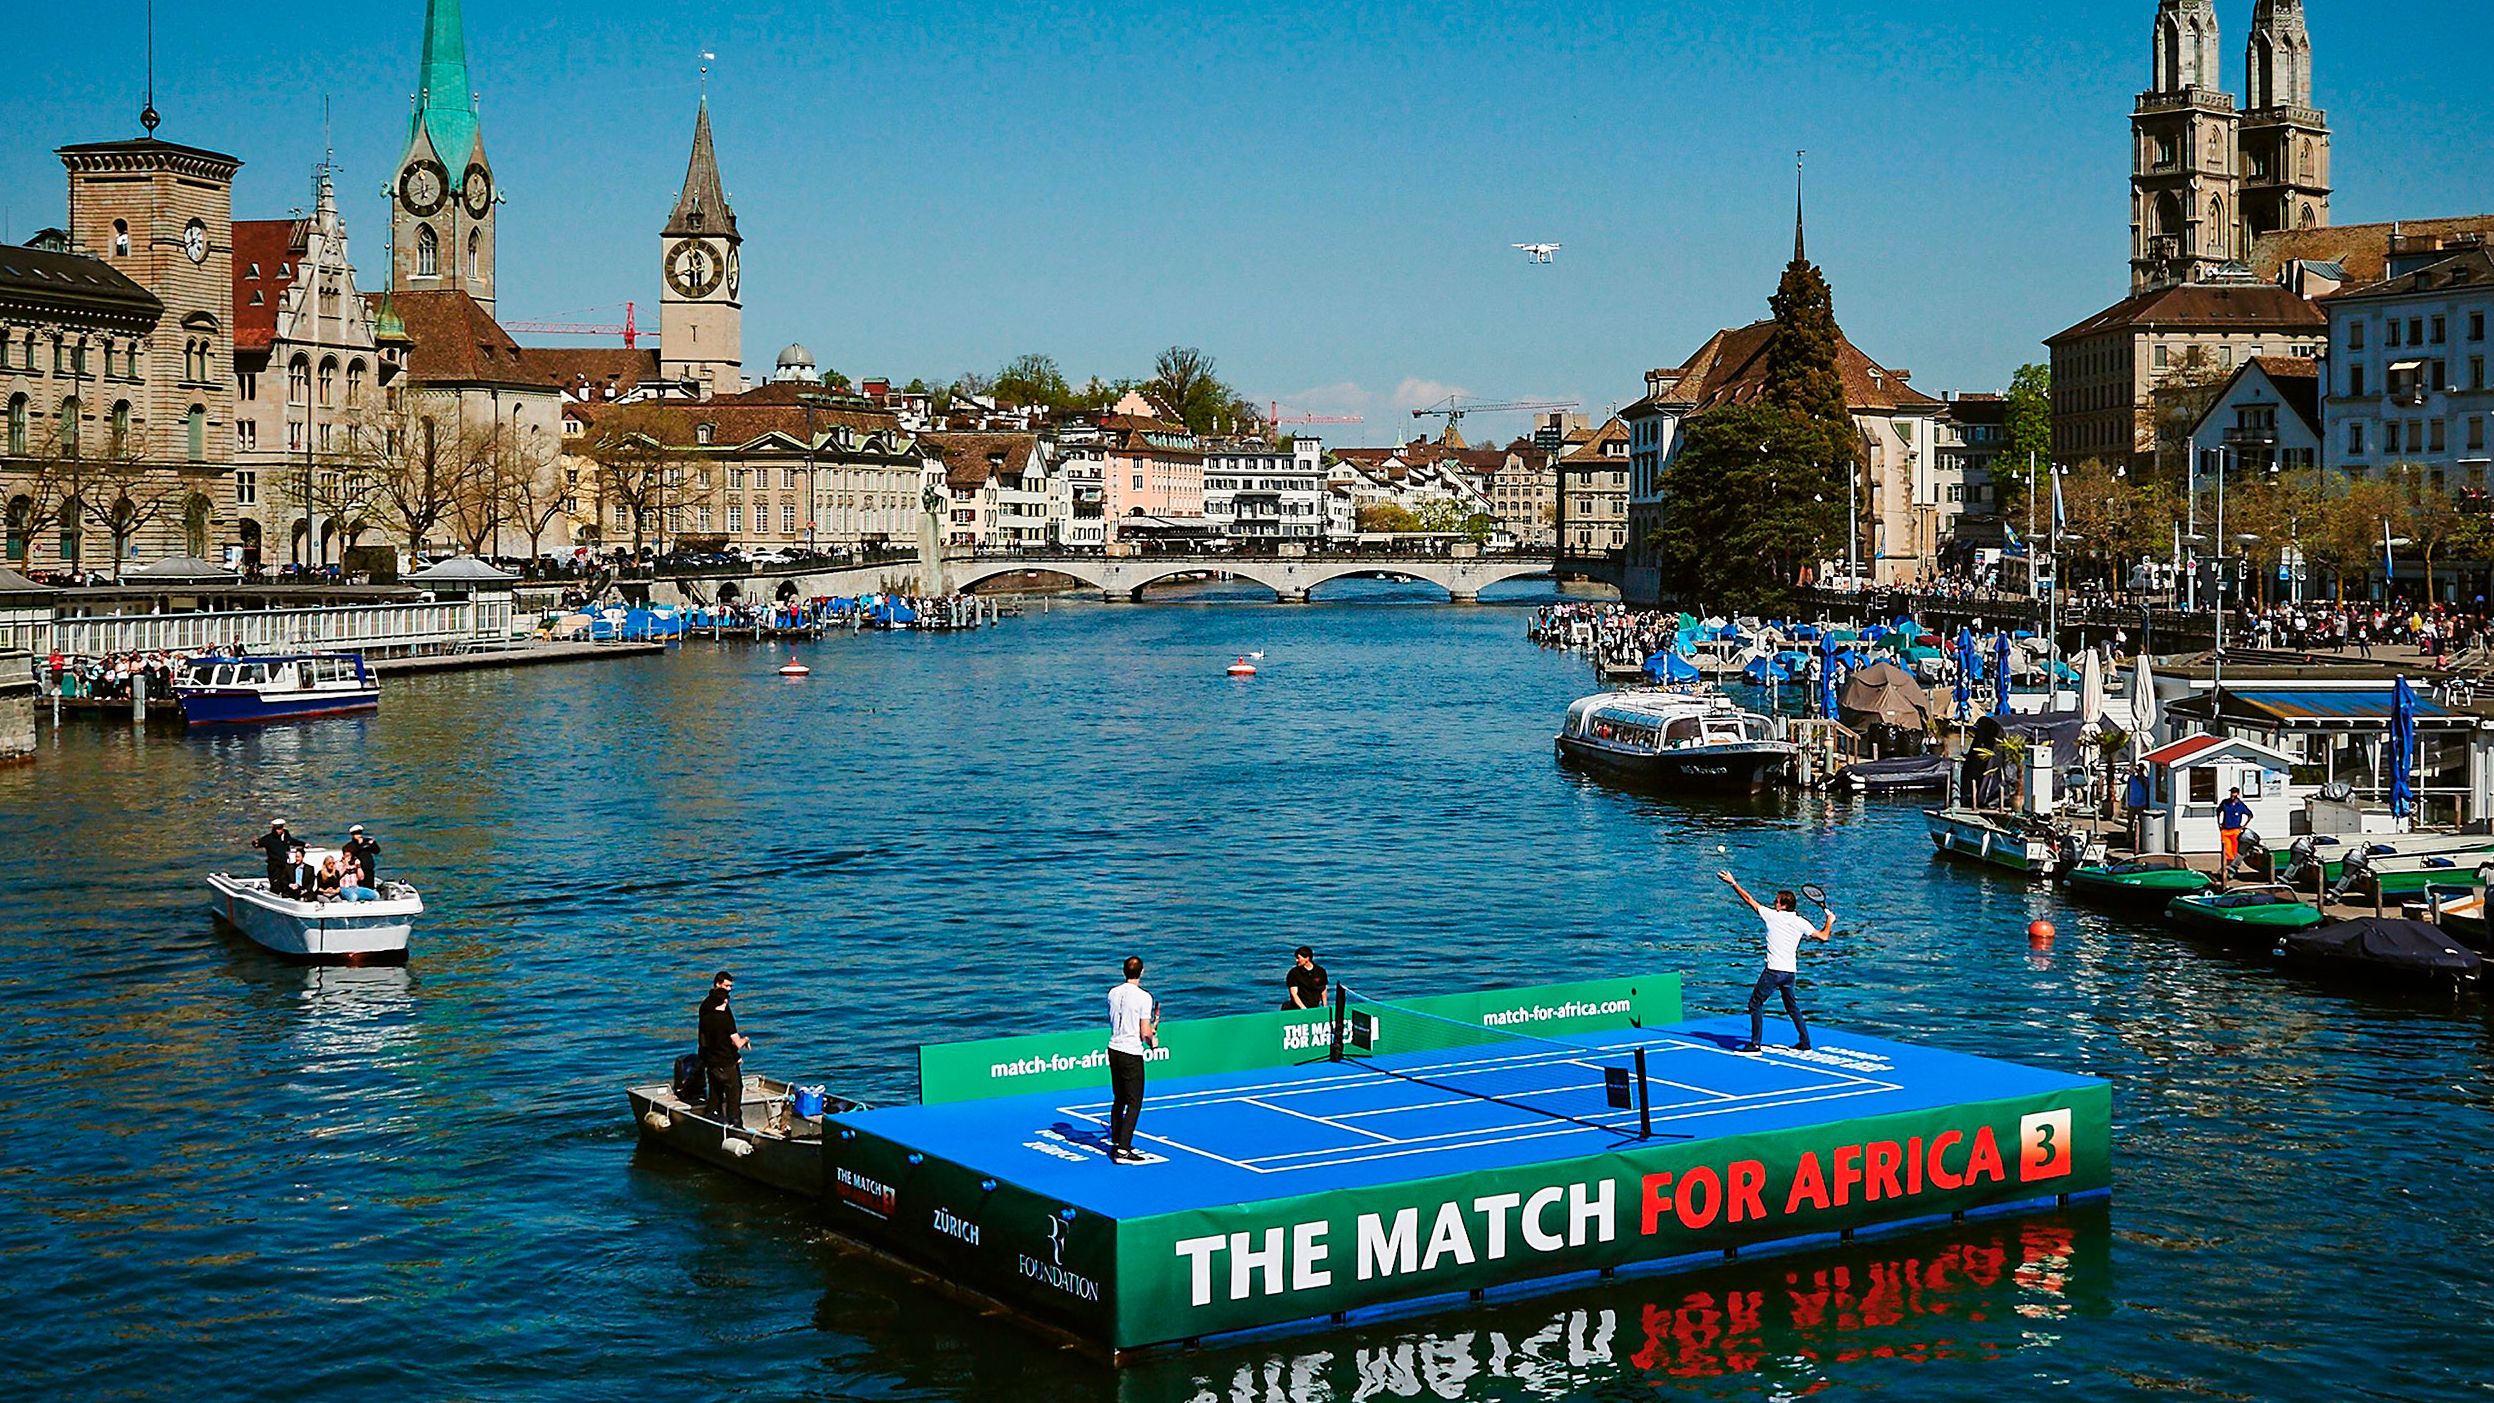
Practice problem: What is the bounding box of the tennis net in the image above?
[1326,985,1653,1139]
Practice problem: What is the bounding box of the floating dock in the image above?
[821,974,2111,1360]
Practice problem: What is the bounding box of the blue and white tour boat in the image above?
[174,652,380,725]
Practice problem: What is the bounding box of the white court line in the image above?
[1059,1043,1644,1114]
[1242,1070,1884,1152]
[1245,1095,1401,1144]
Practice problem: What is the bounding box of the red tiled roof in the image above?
[1559,416,1631,463]
[2047,283,2325,345]
[1650,320,1942,415]
[2141,734,2226,767]
[230,219,303,352]
[524,346,663,398]
[568,398,913,451]
[2251,215,2494,285]
[371,289,541,388]
[926,431,1040,492]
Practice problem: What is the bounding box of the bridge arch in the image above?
[958,561,1112,596]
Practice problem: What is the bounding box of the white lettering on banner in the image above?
[1569,1179,1615,1246]
[1358,1208,1419,1280]
[1474,1192,1521,1261]
[1175,1234,1225,1307]
[1522,1186,1567,1252]
[1478,998,1634,1029]
[932,1207,982,1246]
[1421,1202,1476,1272]
[989,1045,1169,1081]
[1291,1220,1332,1291]
[1233,1227,1285,1300]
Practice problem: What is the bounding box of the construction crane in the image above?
[1267,402,1365,426]
[1409,395,1579,444]
[504,302,638,348]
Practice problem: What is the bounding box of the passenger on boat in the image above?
[313,857,344,901]
[338,853,378,902]
[282,845,317,900]
[342,825,380,886]
[252,819,294,893]
[697,971,751,1128]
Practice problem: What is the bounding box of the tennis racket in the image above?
[1799,883,1839,930]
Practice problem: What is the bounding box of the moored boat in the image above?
[2273,917,2482,992]
[175,652,379,725]
[1923,807,2083,877]
[206,856,423,964]
[2064,854,2213,905]
[1555,691,1798,792]
[627,1072,865,1199]
[2164,884,2325,943]
[1831,754,1953,795]
[2264,830,2494,885]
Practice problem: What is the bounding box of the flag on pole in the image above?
[2051,469,2066,533]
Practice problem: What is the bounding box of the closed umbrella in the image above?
[2078,648,2106,732]
[1818,631,1840,719]
[1992,633,2014,718]
[1952,627,1972,723]
[2390,675,2418,823]
[2131,648,2162,755]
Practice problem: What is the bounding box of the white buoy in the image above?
[641,1111,672,1133]
[1227,657,1258,677]
[778,661,811,678]
[722,1136,755,1158]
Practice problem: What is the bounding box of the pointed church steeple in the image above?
[391,0,497,312]
[1792,151,1807,264]
[412,0,479,165]
[665,99,738,239]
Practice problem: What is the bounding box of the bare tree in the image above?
[344,394,485,560]
[499,432,569,560]
[583,404,696,558]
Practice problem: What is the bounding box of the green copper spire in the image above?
[411,0,481,164]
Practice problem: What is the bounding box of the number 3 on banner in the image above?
[2018,1109,2074,1181]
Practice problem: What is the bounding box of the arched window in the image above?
[184,494,211,558]
[4,496,30,563]
[696,423,714,445]
[57,397,80,456]
[57,497,82,564]
[109,400,131,457]
[5,395,25,456]
[187,405,206,462]
[345,360,366,407]
[111,219,130,257]
[288,355,310,405]
[466,229,480,281]
[317,357,337,407]
[416,224,439,278]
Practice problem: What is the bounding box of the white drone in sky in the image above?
[1512,243,1562,264]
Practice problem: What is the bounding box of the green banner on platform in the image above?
[916,973,1683,1105]
[1110,1082,2111,1349]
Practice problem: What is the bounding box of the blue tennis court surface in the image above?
[854,1017,2096,1218]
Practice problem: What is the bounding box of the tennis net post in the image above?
[1329,984,1348,1063]
[1635,1047,1652,1140]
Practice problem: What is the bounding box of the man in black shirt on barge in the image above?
[697,970,751,1127]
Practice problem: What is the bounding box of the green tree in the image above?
[818,368,853,391]
[1147,346,1263,435]
[992,353,1072,410]
[1647,402,1842,610]
[1356,502,1418,534]
[1991,362,2053,526]
[1762,250,1854,470]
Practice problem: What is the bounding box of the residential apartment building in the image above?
[1488,442,1557,548]
[2046,280,2325,472]
[1933,392,2005,523]
[1083,393,1204,538]
[2185,356,2323,483]
[931,431,1056,549]
[2322,239,2494,486]
[1557,417,1630,563]
[1202,437,1327,542]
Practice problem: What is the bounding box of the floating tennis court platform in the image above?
[819,974,2111,1360]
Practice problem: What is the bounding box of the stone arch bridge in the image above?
[957,551,1560,603]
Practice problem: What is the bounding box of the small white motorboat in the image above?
[207,849,424,964]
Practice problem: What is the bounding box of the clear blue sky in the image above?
[7,1,2487,445]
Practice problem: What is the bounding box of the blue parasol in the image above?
[1952,627,1973,722]
[2390,674,2418,820]
[1818,631,1840,718]
[1645,650,1701,684]
[1993,632,2014,718]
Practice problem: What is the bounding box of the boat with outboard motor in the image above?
[2273,917,2482,992]
[2063,854,2214,906]
[627,1071,866,1198]
[206,850,423,963]
[1922,807,2091,876]
[2164,884,2326,943]
[2261,830,2494,886]
[1555,690,1798,791]
[175,652,379,725]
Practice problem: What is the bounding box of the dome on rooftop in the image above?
[777,344,814,369]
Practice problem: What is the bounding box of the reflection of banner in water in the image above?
[1125,1207,2107,1403]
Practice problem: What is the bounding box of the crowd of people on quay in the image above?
[2238,601,2485,659]
[1527,602,1687,661]
[35,641,257,701]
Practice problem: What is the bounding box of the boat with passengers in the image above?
[174,651,379,724]
[206,848,424,963]
[1555,690,1798,792]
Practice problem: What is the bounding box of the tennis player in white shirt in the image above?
[1717,870,1833,1053]
[1105,956,1159,1163]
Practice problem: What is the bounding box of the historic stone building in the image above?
[390,0,499,314]
[231,169,385,568]
[2131,0,2330,292]
[658,99,744,397]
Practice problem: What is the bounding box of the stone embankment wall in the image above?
[0,652,34,762]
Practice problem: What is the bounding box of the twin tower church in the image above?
[387,0,745,393]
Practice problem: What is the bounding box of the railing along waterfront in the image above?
[45,597,513,658]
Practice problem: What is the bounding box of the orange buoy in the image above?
[1227,657,1257,677]
[2027,918,2056,945]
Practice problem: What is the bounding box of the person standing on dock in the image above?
[697,971,751,1128]
[1717,871,1833,1053]
[1105,956,1158,1164]
[2218,788,2254,881]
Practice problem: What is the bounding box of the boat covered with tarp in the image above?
[1831,753,1954,794]
[2274,917,2481,991]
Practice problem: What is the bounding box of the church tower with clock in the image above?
[390,0,497,313]
[658,97,743,397]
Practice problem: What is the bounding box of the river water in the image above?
[4,585,2487,1402]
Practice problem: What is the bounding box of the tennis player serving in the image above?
[1717,870,1833,1054]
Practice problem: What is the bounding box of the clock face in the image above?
[666,238,722,298]
[182,219,208,264]
[399,159,449,217]
[461,163,493,217]
[725,246,741,300]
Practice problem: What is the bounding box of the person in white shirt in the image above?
[1105,956,1159,1163]
[1717,870,1834,1053]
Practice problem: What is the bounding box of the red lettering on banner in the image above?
[1865,1140,1903,1202]
[1676,1165,1722,1229]
[1785,1152,1829,1213]
[1727,1159,1766,1223]
[1832,1144,1862,1207]
[1964,1125,2006,1184]
[1928,1130,1964,1189]
[1905,1135,1924,1196]
[1640,1171,1674,1235]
